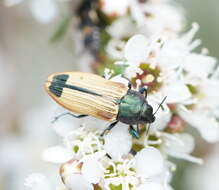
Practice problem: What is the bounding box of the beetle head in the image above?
[140,103,155,123]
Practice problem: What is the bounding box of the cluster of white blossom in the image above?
[4,0,70,23]
[22,0,219,190]
[104,0,184,59]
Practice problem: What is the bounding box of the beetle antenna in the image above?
[146,96,167,137]
[145,124,151,136]
[153,96,167,116]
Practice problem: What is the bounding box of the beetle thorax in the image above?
[117,90,145,125]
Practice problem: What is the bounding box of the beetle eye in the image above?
[148,105,153,114]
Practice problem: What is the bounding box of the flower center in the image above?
[132,63,162,93]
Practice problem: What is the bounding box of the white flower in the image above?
[160,133,203,164]
[135,147,164,178]
[42,146,73,163]
[136,182,163,190]
[120,34,193,104]
[30,0,58,23]
[24,173,52,190]
[81,152,105,184]
[60,159,93,190]
[104,123,132,160]
[196,79,219,112]
[160,81,191,104]
[178,108,219,143]
[158,23,217,81]
[101,0,129,16]
[149,99,171,131]
[124,34,149,64]
[107,17,136,39]
[103,158,138,189]
[4,0,64,23]
[103,147,165,190]
[52,108,83,137]
[64,174,93,190]
[106,39,125,59]
[130,1,184,36]
[64,126,104,156]
[185,145,219,190]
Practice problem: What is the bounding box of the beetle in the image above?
[44,72,166,138]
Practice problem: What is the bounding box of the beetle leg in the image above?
[121,74,132,89]
[100,121,118,136]
[129,148,137,156]
[146,124,151,136]
[129,125,140,139]
[139,87,147,98]
[128,82,132,90]
[52,112,88,123]
[137,124,140,134]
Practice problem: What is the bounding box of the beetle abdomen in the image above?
[44,72,129,122]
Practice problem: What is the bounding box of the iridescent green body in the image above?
[118,90,155,125]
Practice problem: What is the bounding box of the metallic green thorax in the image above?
[118,90,154,125]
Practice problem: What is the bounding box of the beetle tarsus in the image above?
[100,121,118,136]
[129,148,137,156]
[129,125,140,139]
[52,112,88,123]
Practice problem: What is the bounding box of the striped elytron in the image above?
[44,72,156,138]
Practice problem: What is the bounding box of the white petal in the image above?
[151,166,172,185]
[30,0,58,23]
[136,182,163,190]
[106,39,125,59]
[124,64,143,79]
[166,185,174,190]
[104,124,132,160]
[135,147,164,178]
[124,34,149,63]
[101,0,129,16]
[64,174,93,190]
[81,156,104,183]
[183,54,216,78]
[82,116,109,131]
[167,152,203,164]
[200,79,219,108]
[24,173,52,190]
[150,101,171,131]
[107,17,135,38]
[110,74,129,86]
[162,82,191,103]
[42,146,73,163]
[60,159,82,180]
[178,110,219,143]
[52,113,82,137]
[163,133,195,154]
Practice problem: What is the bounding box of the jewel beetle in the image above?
[44,72,166,138]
